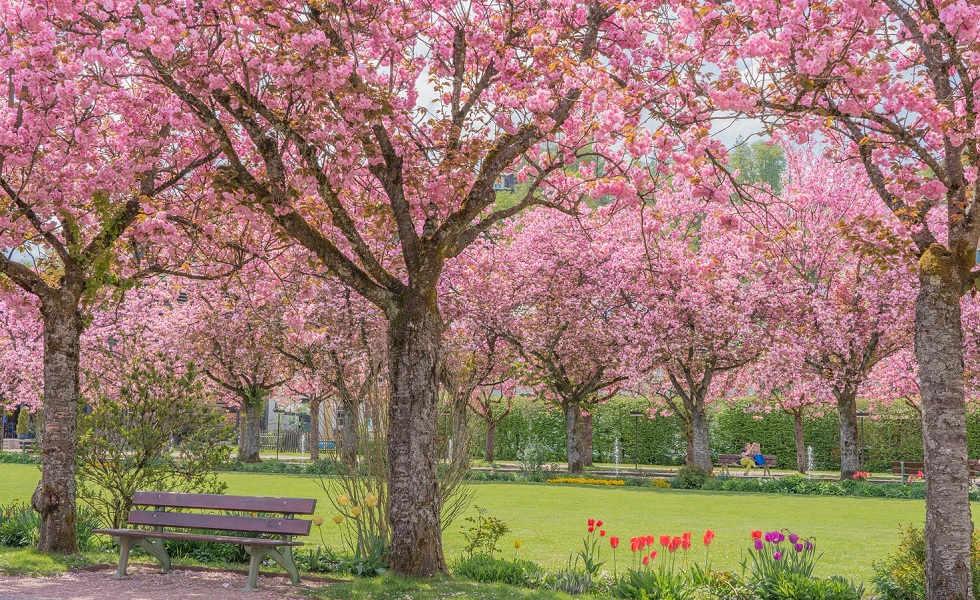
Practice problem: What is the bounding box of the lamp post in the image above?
[629,410,644,472]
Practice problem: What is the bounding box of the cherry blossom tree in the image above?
[679,0,980,591]
[62,0,688,575]
[623,193,771,472]
[0,14,224,551]
[454,209,629,473]
[746,151,915,479]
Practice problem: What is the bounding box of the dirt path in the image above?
[0,566,329,599]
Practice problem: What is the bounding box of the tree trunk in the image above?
[835,388,860,479]
[451,396,469,471]
[309,396,321,461]
[32,299,83,554]
[484,419,496,463]
[916,263,973,600]
[341,392,359,470]
[386,290,446,577]
[689,407,712,472]
[563,401,585,473]
[240,394,263,463]
[582,413,593,467]
[793,411,806,474]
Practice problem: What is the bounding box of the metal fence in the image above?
[260,430,308,454]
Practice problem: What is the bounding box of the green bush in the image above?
[610,568,693,599]
[0,502,106,551]
[452,555,544,587]
[0,451,36,464]
[77,360,234,529]
[221,458,304,474]
[872,525,980,599]
[755,571,863,600]
[675,466,709,489]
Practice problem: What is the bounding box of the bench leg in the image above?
[112,537,133,580]
[136,537,172,574]
[242,545,301,590]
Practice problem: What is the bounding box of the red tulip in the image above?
[650,550,657,560]
[630,538,639,552]
[645,535,653,546]
[659,535,670,547]
[681,532,691,543]
[588,519,595,527]
[703,530,715,546]
[610,536,620,549]
[588,525,595,533]
[751,530,763,540]
[596,520,603,527]
[681,538,691,550]
[600,530,606,537]
[642,555,650,566]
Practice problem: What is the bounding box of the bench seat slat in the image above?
[127,510,312,536]
[92,528,302,547]
[132,492,316,515]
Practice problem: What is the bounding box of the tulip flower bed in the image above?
[448,518,863,598]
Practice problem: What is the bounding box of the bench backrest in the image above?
[717,454,777,466]
[129,492,316,537]
[891,461,924,472]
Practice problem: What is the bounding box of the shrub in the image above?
[650,478,672,489]
[15,408,29,436]
[460,507,509,559]
[755,571,863,600]
[452,554,544,587]
[675,466,709,489]
[0,451,36,464]
[77,360,234,528]
[543,566,593,595]
[517,440,549,478]
[0,502,105,551]
[872,525,980,599]
[610,568,693,599]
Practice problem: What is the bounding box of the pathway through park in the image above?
[0,566,326,599]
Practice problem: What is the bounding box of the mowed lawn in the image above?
[0,464,931,583]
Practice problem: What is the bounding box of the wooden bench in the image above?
[891,461,924,484]
[93,491,316,591]
[892,460,980,483]
[716,454,777,477]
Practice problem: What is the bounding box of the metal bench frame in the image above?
[94,491,316,591]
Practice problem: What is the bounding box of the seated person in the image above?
[740,443,762,475]
[738,442,754,474]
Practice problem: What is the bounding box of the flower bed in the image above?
[545,477,625,486]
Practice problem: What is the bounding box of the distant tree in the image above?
[728,139,787,194]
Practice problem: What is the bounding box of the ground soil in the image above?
[0,565,332,599]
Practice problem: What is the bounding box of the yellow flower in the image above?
[364,493,378,508]
[350,506,363,518]
[311,516,324,526]
[332,514,344,524]
[337,494,350,507]
[514,540,522,549]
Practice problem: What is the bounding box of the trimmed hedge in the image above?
[471,397,980,472]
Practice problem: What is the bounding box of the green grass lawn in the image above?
[0,463,930,583]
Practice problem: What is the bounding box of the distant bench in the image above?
[93,491,316,591]
[716,454,777,477]
[892,460,980,484]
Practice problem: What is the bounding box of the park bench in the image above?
[716,454,777,477]
[892,460,980,483]
[93,491,316,591]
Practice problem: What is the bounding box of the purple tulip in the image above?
[788,533,799,544]
[805,540,814,550]
[773,551,782,561]
[795,543,804,553]
[754,539,764,551]
[776,532,785,543]
[764,532,776,543]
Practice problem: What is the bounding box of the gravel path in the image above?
[0,565,329,599]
